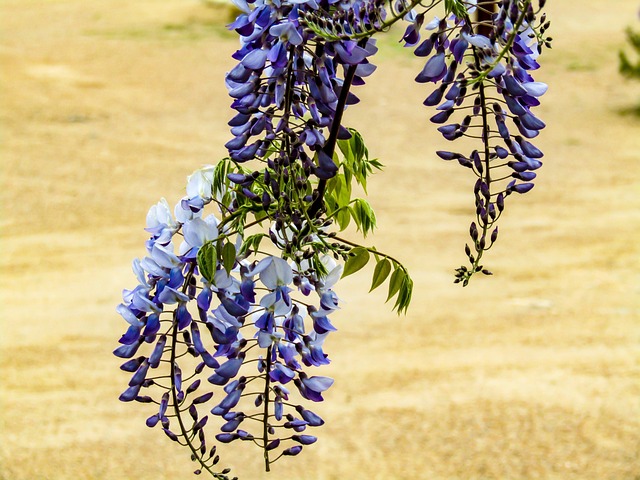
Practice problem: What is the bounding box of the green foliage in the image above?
[620,27,640,79]
[197,241,217,283]
[341,245,412,314]
[370,258,391,291]
[325,128,382,235]
[444,0,467,18]
[221,241,237,274]
[239,233,268,257]
[337,128,383,194]
[342,247,370,277]
[350,198,377,237]
[197,239,237,280]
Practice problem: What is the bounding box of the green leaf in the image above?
[370,258,391,292]
[351,198,376,237]
[351,129,365,161]
[386,267,405,303]
[394,276,413,315]
[335,207,351,231]
[239,233,266,256]
[197,241,217,283]
[336,175,351,208]
[444,0,467,17]
[221,242,236,274]
[342,247,370,278]
[212,158,231,198]
[337,136,354,162]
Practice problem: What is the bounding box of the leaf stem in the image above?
[332,234,408,272]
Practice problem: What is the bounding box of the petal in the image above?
[241,49,268,70]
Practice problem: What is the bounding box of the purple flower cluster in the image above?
[404,1,549,283]
[224,0,378,181]
[115,166,344,475]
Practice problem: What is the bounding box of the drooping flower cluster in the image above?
[225,0,379,183]
[115,166,347,477]
[403,0,551,283]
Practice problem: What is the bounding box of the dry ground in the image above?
[1,1,639,479]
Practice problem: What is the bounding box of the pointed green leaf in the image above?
[222,242,236,274]
[337,136,354,162]
[394,276,413,314]
[370,258,391,292]
[335,207,351,231]
[197,241,217,283]
[386,267,405,303]
[342,247,370,278]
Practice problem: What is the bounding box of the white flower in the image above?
[186,165,215,201]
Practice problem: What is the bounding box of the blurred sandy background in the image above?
[1,1,639,479]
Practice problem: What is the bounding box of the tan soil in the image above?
[1,1,639,479]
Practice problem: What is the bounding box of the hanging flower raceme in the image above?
[224,0,379,190]
[115,164,351,477]
[403,0,551,284]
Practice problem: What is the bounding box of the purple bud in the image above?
[221,414,245,432]
[510,183,535,194]
[225,133,249,151]
[436,151,459,161]
[496,115,510,140]
[159,392,169,418]
[241,48,268,70]
[414,37,434,57]
[423,86,445,106]
[292,434,317,445]
[415,53,447,83]
[504,94,528,116]
[174,363,183,393]
[227,173,248,184]
[215,433,237,443]
[266,439,281,451]
[193,416,208,431]
[146,415,160,427]
[296,406,324,426]
[113,340,142,359]
[228,112,250,127]
[430,109,454,124]
[517,138,544,158]
[469,222,478,241]
[512,171,537,181]
[495,146,509,159]
[176,304,192,330]
[218,389,242,411]
[118,383,142,402]
[508,161,530,173]
[519,112,546,132]
[283,446,303,456]
[129,360,150,387]
[186,379,201,395]
[192,392,214,405]
[451,38,468,63]
[491,227,499,243]
[163,429,179,442]
[120,357,144,372]
[215,357,243,380]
